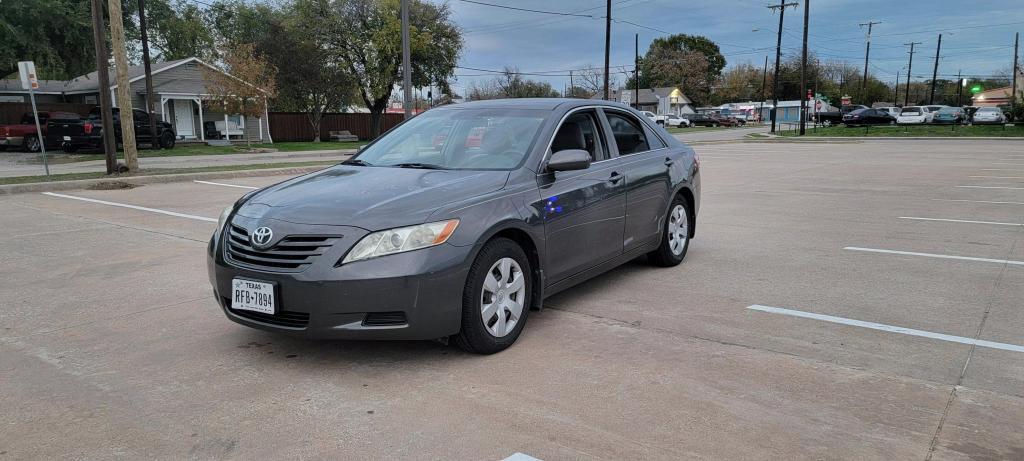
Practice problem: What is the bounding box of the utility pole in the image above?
[1013,32,1020,115]
[799,0,809,135]
[859,20,881,104]
[904,41,921,107]
[634,33,640,109]
[760,55,768,124]
[90,0,117,174]
[956,70,963,107]
[929,34,942,105]
[894,71,900,106]
[401,0,412,119]
[603,0,612,100]
[138,0,158,146]
[108,0,138,170]
[767,0,799,133]
[569,70,574,98]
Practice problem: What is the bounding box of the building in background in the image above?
[598,87,695,115]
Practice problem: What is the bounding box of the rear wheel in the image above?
[648,197,690,267]
[454,238,531,354]
[24,136,41,153]
[61,142,78,153]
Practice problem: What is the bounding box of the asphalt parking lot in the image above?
[2,139,1023,460]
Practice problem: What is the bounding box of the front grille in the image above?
[223,297,310,328]
[225,224,338,271]
[363,311,408,327]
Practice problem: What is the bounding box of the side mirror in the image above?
[546,149,591,172]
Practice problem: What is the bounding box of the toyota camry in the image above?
[207,98,700,354]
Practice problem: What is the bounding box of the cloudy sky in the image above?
[443,0,1023,95]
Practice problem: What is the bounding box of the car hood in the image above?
[236,165,510,230]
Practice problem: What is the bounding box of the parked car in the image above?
[716,115,745,127]
[641,110,668,125]
[932,107,967,125]
[842,108,896,126]
[681,113,721,127]
[971,107,1007,125]
[47,107,176,152]
[0,111,81,152]
[876,107,901,117]
[923,105,947,123]
[896,106,928,124]
[814,105,868,126]
[207,98,700,354]
[663,114,692,128]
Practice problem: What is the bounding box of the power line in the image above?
[457,0,595,18]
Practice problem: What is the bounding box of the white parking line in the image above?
[843,246,1024,266]
[932,199,1024,205]
[991,163,1024,166]
[957,185,1024,190]
[747,305,1024,353]
[968,176,1024,179]
[898,216,1024,227]
[41,192,217,222]
[502,453,543,461]
[980,168,1024,171]
[193,180,259,190]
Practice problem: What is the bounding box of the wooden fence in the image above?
[0,102,94,124]
[267,112,405,142]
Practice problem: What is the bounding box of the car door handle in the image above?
[664,158,675,167]
[608,172,624,184]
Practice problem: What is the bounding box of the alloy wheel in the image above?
[668,204,689,256]
[480,257,526,337]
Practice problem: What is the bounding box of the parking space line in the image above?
[41,192,217,222]
[898,216,1023,227]
[991,163,1024,166]
[969,176,1024,179]
[932,199,1024,205]
[957,185,1024,190]
[843,247,1024,266]
[502,454,543,461]
[747,305,1024,353]
[193,180,259,190]
[980,168,1024,171]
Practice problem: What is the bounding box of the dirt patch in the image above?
[236,147,278,154]
[87,180,140,190]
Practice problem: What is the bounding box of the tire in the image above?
[61,143,78,153]
[647,196,691,267]
[823,120,833,127]
[24,136,41,153]
[453,238,532,354]
[159,131,175,149]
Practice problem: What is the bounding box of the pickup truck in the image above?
[0,111,81,152]
[47,107,176,152]
[812,105,867,126]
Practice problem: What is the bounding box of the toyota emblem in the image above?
[251,227,274,248]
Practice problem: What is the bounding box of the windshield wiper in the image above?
[342,159,373,166]
[390,162,450,170]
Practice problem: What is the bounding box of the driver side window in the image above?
[551,111,607,162]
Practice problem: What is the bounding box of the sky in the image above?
[442,0,1024,96]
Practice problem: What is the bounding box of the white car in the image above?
[641,111,662,124]
[876,107,900,117]
[662,114,692,128]
[897,106,928,124]
[972,107,1006,125]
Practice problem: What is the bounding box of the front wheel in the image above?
[24,136,41,153]
[648,197,690,267]
[453,238,531,354]
[159,131,175,149]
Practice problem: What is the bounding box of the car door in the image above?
[133,109,152,143]
[537,109,627,283]
[600,109,672,253]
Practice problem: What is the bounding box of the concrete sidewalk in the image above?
[0,149,356,178]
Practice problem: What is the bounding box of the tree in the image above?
[318,0,462,137]
[204,43,277,146]
[468,68,560,100]
[636,34,725,104]
[1,0,97,78]
[573,66,615,98]
[710,63,764,104]
[144,0,216,61]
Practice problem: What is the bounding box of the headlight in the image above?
[216,205,233,235]
[341,219,459,264]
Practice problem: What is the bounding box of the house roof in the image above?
[0,79,69,94]
[593,87,693,105]
[62,58,195,93]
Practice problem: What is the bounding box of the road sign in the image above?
[18,61,39,90]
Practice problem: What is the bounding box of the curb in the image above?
[0,165,332,196]
[754,136,1024,142]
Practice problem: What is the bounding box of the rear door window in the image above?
[603,111,650,155]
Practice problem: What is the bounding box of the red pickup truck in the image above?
[0,111,81,153]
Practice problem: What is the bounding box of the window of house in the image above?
[604,111,650,155]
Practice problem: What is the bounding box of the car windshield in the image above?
[901,107,921,115]
[978,108,999,113]
[350,108,546,170]
[937,108,959,114]
[849,109,869,115]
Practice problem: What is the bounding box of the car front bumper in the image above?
[1,136,23,147]
[207,218,475,341]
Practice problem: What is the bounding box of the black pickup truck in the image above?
[812,105,868,126]
[47,107,176,152]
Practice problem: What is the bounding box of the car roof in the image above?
[439,98,635,112]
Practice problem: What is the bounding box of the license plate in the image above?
[231,278,275,314]
[63,136,71,141]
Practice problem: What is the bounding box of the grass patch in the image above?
[0,160,337,185]
[28,141,365,164]
[666,126,750,134]
[778,124,1024,137]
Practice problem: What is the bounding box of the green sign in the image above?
[970,85,982,94]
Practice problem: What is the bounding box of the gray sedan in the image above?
[207,98,701,354]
